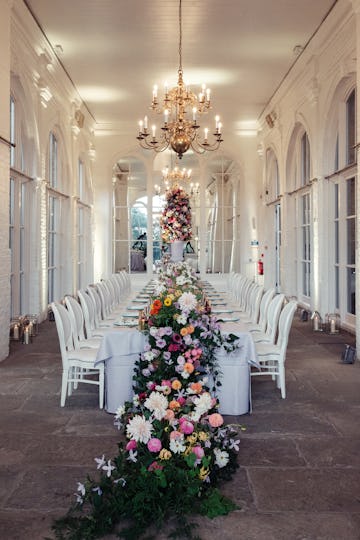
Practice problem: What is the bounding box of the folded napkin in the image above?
[114,320,138,327]
[127,305,146,310]
[212,309,234,314]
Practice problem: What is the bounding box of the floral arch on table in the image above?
[53,262,242,540]
[160,184,192,243]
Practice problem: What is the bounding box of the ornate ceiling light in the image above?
[162,164,192,185]
[136,0,223,159]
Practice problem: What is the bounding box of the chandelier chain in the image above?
[178,0,182,73]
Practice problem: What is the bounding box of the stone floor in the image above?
[0,310,360,539]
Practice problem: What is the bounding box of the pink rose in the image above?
[177,396,186,406]
[208,413,224,428]
[126,440,137,451]
[147,438,162,452]
[192,446,204,459]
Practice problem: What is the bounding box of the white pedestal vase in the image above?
[170,240,185,262]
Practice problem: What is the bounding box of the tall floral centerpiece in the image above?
[161,184,192,262]
[53,262,241,540]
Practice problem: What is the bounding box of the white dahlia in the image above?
[126,415,153,444]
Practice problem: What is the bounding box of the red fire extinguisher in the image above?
[257,255,264,275]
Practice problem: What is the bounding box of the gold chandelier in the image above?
[136,0,223,159]
[162,164,192,184]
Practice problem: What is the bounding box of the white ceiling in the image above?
[24,0,337,151]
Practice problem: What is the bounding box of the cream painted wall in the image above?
[0,0,11,361]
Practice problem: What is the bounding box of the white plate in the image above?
[220,317,240,322]
[127,305,146,310]
[212,309,233,314]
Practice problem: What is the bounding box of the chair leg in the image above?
[60,370,68,407]
[278,364,286,398]
[99,368,104,409]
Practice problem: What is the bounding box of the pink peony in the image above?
[126,440,137,451]
[147,438,162,452]
[180,420,194,435]
[208,413,224,428]
[192,446,204,459]
[170,430,182,440]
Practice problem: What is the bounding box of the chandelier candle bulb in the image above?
[144,115,148,129]
[152,125,156,138]
[204,127,209,141]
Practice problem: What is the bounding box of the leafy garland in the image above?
[160,184,192,243]
[52,263,242,540]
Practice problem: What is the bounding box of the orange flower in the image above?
[169,400,181,410]
[164,409,175,421]
[171,379,182,390]
[153,299,162,310]
[150,307,159,315]
[187,325,195,334]
[180,327,188,336]
[184,362,195,374]
[190,382,202,394]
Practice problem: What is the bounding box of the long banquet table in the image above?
[95,282,258,415]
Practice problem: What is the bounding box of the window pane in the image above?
[334,183,339,219]
[9,178,14,225]
[347,267,356,315]
[346,89,356,165]
[347,218,355,265]
[10,97,15,167]
[335,221,339,264]
[347,177,355,216]
[335,266,339,309]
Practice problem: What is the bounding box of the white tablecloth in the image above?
[215,325,258,415]
[95,325,257,415]
[95,329,145,413]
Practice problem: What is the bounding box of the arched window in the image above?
[265,148,280,201]
[76,158,92,289]
[285,125,312,302]
[47,130,70,303]
[326,85,356,327]
[9,93,32,318]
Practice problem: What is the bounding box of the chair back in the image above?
[78,289,96,338]
[65,295,85,344]
[96,281,112,318]
[87,286,102,326]
[51,302,73,367]
[104,279,116,307]
[257,288,276,332]
[238,278,253,309]
[276,300,297,354]
[248,285,264,323]
[265,293,285,343]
